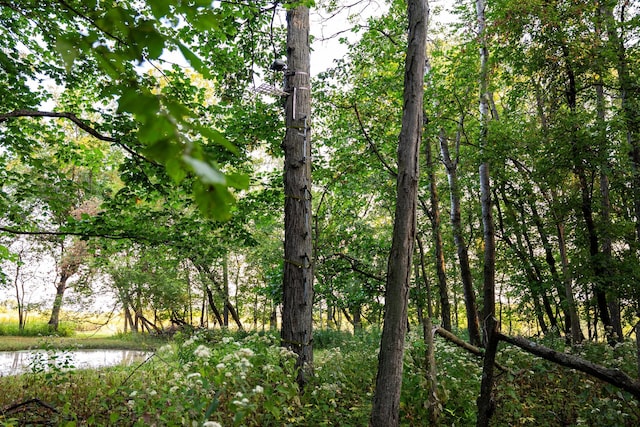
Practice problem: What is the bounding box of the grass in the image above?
[0,327,638,426]
[0,335,164,352]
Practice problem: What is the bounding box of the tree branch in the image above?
[498,333,640,400]
[0,109,160,166]
[0,226,153,242]
[352,103,398,178]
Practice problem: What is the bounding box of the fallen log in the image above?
[434,327,509,373]
[498,333,640,400]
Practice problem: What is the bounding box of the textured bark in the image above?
[370,1,427,425]
[281,3,314,388]
[477,317,499,427]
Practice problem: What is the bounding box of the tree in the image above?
[281,0,314,388]
[370,0,427,425]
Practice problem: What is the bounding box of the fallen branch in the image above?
[498,333,640,400]
[3,398,59,414]
[435,327,509,373]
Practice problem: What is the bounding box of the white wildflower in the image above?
[202,422,222,427]
[237,348,254,357]
[194,345,212,359]
[253,385,264,394]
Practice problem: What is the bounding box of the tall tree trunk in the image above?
[440,129,482,346]
[476,0,498,423]
[370,1,427,425]
[427,130,451,330]
[281,2,314,388]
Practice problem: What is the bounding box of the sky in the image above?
[309,0,458,75]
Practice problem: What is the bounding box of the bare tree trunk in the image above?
[476,0,499,423]
[427,130,451,330]
[205,285,224,327]
[440,129,482,346]
[424,317,440,424]
[281,2,314,388]
[223,254,229,327]
[370,1,427,425]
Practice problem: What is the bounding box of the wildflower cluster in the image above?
[117,331,303,426]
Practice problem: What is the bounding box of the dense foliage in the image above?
[1,0,640,424]
[1,329,638,425]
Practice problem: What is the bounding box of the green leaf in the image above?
[117,89,160,119]
[225,172,249,190]
[146,139,182,164]
[149,0,171,19]
[191,124,238,154]
[177,43,211,78]
[137,115,175,144]
[182,155,226,186]
[193,182,233,220]
[165,157,187,183]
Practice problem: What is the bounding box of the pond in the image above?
[0,349,152,376]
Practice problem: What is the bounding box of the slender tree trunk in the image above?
[427,130,451,330]
[440,129,482,346]
[424,317,440,424]
[370,1,427,425]
[223,254,229,327]
[205,285,224,327]
[416,235,433,318]
[636,319,640,378]
[476,0,499,423]
[281,2,314,388]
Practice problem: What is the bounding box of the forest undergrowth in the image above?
[0,328,638,426]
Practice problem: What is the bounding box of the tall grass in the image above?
[0,321,74,337]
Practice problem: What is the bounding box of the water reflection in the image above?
[0,349,152,376]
